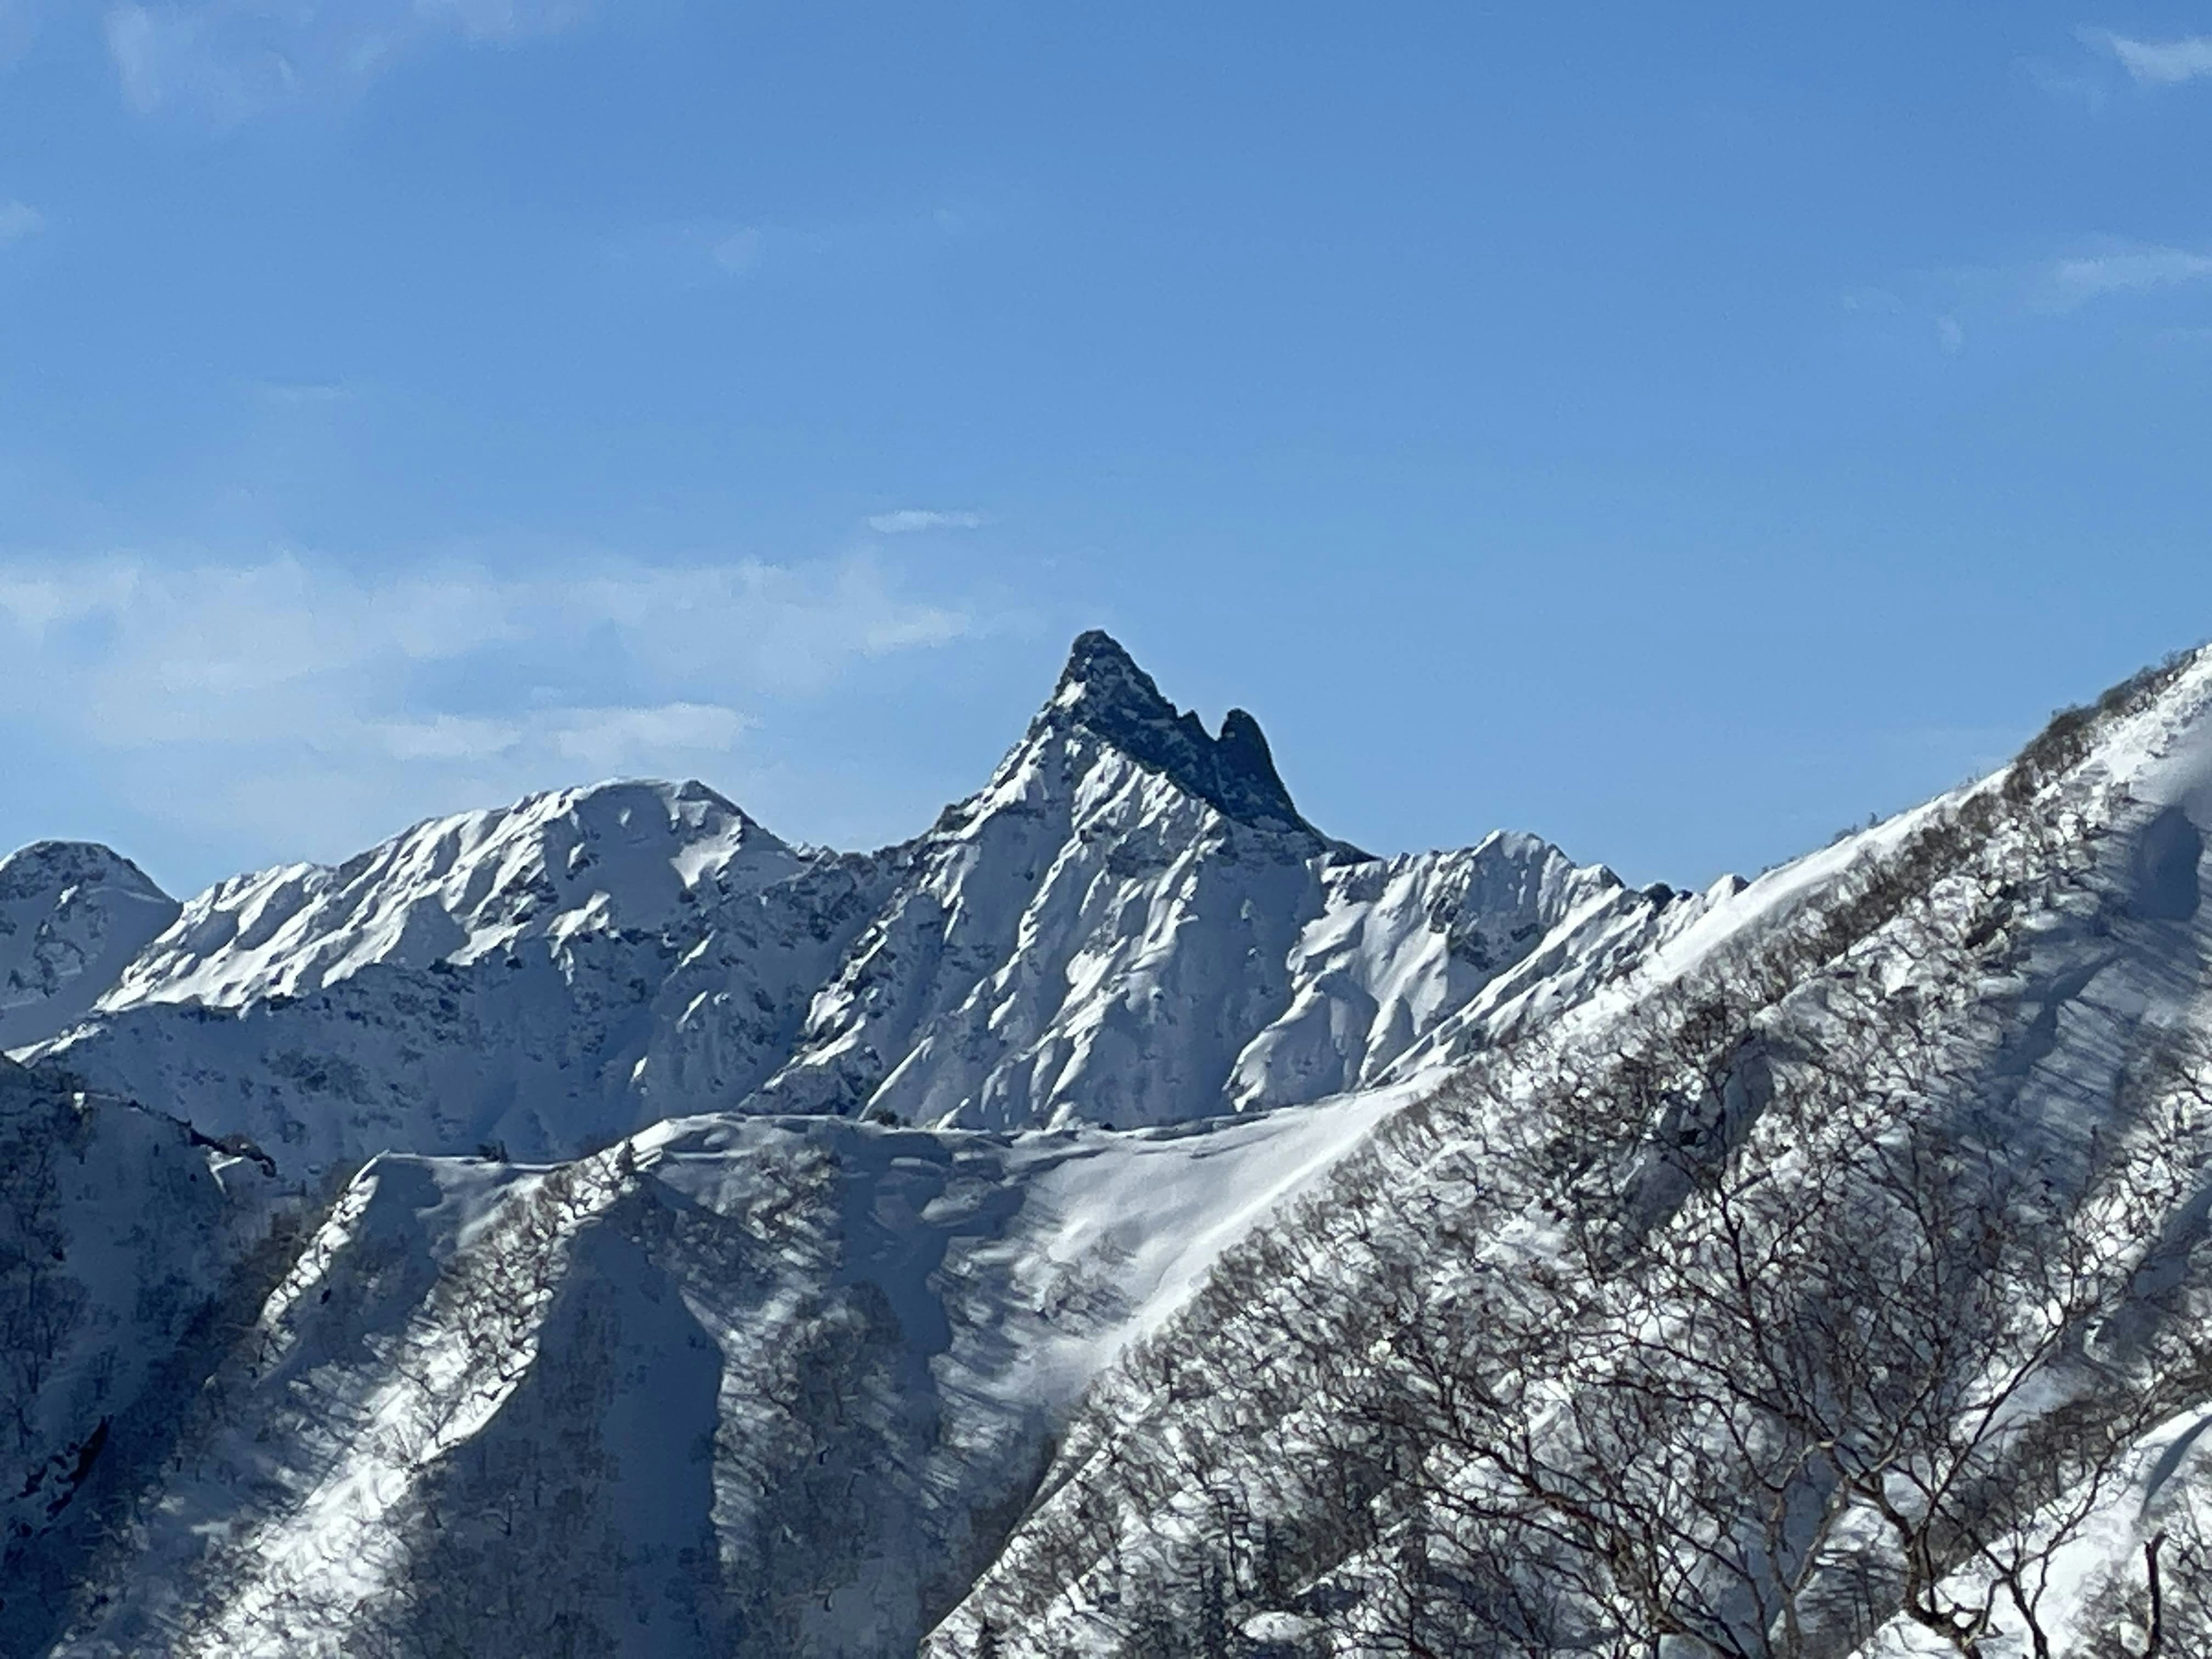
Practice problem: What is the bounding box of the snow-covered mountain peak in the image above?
[22,641,2212,1659]
[0,839,180,1048]
[17,631,1687,1164]
[0,838,166,896]
[1036,628,1314,836]
[100,777,808,1012]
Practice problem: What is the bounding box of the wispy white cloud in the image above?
[2039,245,2212,309]
[101,0,587,121]
[373,702,753,770]
[604,203,975,293]
[548,703,755,771]
[1842,239,2212,356]
[867,509,988,535]
[246,379,350,406]
[0,551,979,865]
[2085,28,2212,85]
[0,198,41,243]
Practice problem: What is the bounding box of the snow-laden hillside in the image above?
[31,630,2212,1659]
[17,782,900,1175]
[0,1056,283,1659]
[48,1092,1404,1657]
[0,843,177,1049]
[16,633,1687,1171]
[740,635,1684,1130]
[101,779,811,1010]
[0,629,1735,1656]
[921,647,2212,1659]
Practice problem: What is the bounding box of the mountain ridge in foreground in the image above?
[7,636,2212,1658]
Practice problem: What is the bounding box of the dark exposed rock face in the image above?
[1043,630,1310,835]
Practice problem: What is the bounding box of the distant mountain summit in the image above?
[7,632,1680,1168]
[0,839,179,1048]
[1043,630,1317,837]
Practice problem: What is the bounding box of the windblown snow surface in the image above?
[9,632,2212,1656]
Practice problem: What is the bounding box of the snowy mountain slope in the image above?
[923,647,2212,1658]
[48,1092,1404,1658]
[1229,836,1725,1109]
[0,1056,283,1659]
[17,783,904,1174]
[0,844,177,1050]
[98,778,811,1010]
[17,633,1681,1169]
[10,634,2212,1659]
[749,633,1702,1131]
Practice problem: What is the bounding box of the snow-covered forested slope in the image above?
[0,630,1717,1657]
[48,1093,1407,1657]
[0,1056,283,1659]
[22,632,2212,1659]
[925,647,2212,1659]
[13,632,1691,1172]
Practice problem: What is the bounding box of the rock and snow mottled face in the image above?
[99,778,806,1010]
[925,647,2212,1659]
[11,633,1678,1168]
[0,841,179,1049]
[0,1056,279,1657]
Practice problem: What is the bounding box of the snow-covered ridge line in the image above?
[101,778,802,1011]
[11,631,1684,1165]
[11,636,2212,1659]
[0,840,179,1048]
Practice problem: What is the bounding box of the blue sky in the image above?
[2,3,2210,895]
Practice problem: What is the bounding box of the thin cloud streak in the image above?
[101,0,589,121]
[867,510,988,535]
[2041,246,2212,309]
[0,199,41,242]
[2089,29,2212,86]
[0,551,980,867]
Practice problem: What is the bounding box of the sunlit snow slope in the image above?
[15,633,1687,1172]
[0,630,1716,1659]
[923,647,2212,1659]
[42,628,2185,1659]
[49,1095,1406,1657]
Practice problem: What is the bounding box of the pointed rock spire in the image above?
[1041,630,1309,832]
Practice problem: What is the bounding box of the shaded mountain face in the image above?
[11,632,1685,1172]
[0,842,179,1049]
[0,1056,281,1659]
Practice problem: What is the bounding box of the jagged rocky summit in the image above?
[8,630,1696,1175]
[1041,630,1321,837]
